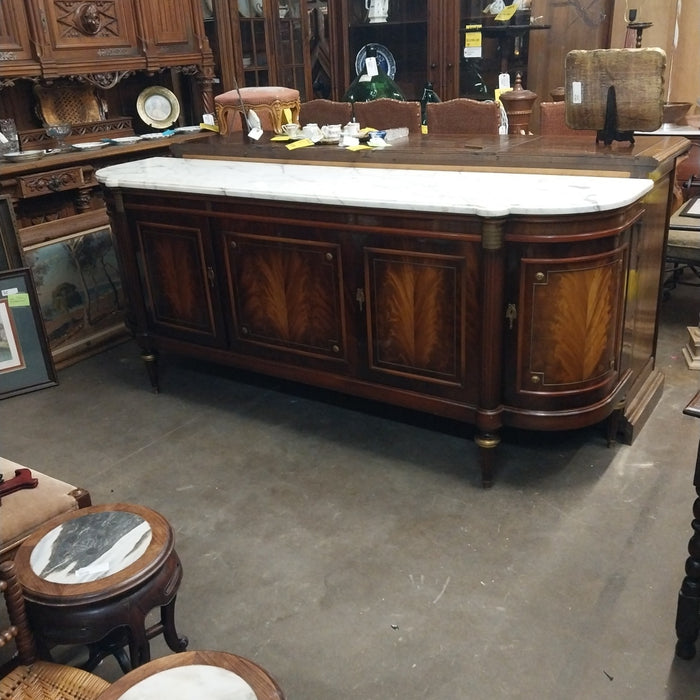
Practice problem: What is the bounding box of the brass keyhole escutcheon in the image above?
[535,272,545,282]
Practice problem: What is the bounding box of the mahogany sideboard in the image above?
[97,134,687,485]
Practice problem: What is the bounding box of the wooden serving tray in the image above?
[565,48,665,132]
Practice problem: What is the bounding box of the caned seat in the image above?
[426,98,500,135]
[353,99,422,133]
[0,559,111,700]
[299,99,352,126]
[215,86,300,135]
[539,101,596,137]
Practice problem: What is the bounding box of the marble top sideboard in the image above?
[96,156,653,218]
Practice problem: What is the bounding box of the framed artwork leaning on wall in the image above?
[0,268,57,399]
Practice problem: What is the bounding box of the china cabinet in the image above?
[210,0,314,100]
[327,0,543,102]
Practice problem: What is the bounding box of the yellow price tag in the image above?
[286,138,314,149]
[495,4,517,21]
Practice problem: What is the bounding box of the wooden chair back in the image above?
[0,560,110,699]
[426,99,500,135]
[299,99,352,126]
[353,99,422,133]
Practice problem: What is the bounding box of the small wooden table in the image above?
[675,391,700,658]
[95,650,285,700]
[13,503,188,671]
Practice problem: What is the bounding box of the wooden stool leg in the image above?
[159,597,189,652]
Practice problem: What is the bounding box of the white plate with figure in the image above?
[354,43,396,79]
[136,86,180,129]
[72,141,108,151]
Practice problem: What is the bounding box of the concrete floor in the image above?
[3,273,700,699]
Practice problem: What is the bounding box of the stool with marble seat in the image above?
[94,650,285,700]
[12,503,188,672]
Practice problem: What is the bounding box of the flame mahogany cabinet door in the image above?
[221,227,347,368]
[129,209,227,349]
[501,208,642,431]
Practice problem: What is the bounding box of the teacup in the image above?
[343,121,361,137]
[301,123,323,143]
[282,123,301,138]
[321,124,342,140]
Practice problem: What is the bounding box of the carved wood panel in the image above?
[0,0,38,74]
[136,218,225,346]
[223,232,346,360]
[44,0,136,51]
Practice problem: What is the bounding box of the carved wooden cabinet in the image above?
[0,0,41,77]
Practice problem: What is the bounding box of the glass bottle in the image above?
[342,45,405,103]
[420,82,441,129]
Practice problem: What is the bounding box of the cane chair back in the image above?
[299,99,352,126]
[353,99,422,133]
[426,98,500,135]
[0,560,110,700]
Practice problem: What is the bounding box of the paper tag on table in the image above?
[286,138,314,149]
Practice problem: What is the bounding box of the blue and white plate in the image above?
[355,43,397,79]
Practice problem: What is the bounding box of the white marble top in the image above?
[115,665,257,700]
[96,157,653,218]
[30,511,152,584]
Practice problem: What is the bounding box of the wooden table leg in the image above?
[676,391,700,658]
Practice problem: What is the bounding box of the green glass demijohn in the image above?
[342,45,405,103]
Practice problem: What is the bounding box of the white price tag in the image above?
[202,113,215,125]
[498,73,511,90]
[572,81,582,104]
[247,127,263,141]
[365,56,379,78]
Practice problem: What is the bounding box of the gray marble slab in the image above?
[30,511,152,584]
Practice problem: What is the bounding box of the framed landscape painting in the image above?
[0,268,57,399]
[23,225,127,368]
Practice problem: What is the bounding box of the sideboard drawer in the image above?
[18,166,92,199]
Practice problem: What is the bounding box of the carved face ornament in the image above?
[77,3,102,35]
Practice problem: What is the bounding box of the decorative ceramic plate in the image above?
[72,141,108,151]
[238,0,252,16]
[2,149,46,162]
[136,86,180,129]
[355,43,397,79]
[252,0,263,15]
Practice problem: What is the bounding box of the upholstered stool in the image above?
[13,502,188,672]
[0,456,91,561]
[94,650,285,700]
[215,86,300,135]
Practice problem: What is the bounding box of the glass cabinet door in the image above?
[345,0,429,100]
[275,0,312,100]
[238,0,270,87]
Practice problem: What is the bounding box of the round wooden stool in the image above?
[13,502,188,671]
[95,650,285,700]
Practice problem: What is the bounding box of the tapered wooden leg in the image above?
[141,352,160,393]
[475,432,500,488]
